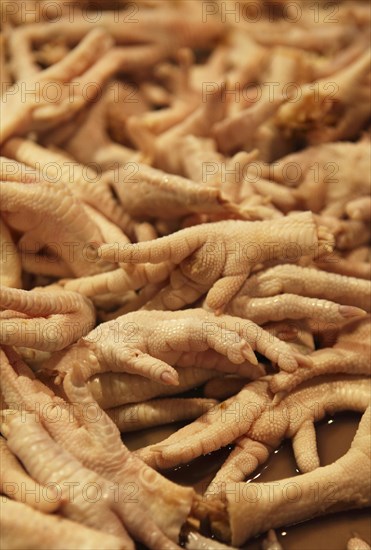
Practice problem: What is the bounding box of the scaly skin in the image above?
[107,397,218,433]
[178,142,282,220]
[203,406,371,546]
[136,378,273,469]
[62,261,174,299]
[0,6,369,547]
[0,348,193,550]
[270,317,371,394]
[236,264,371,312]
[0,29,113,143]
[0,498,126,550]
[226,264,369,324]
[111,161,237,220]
[205,376,370,492]
[2,412,133,544]
[48,309,309,389]
[0,157,113,276]
[0,435,60,513]
[227,293,366,325]
[0,286,95,351]
[136,376,370,473]
[269,141,371,217]
[88,367,220,409]
[2,138,129,230]
[101,212,333,312]
[0,217,21,288]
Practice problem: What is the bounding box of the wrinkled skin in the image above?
[0,347,194,549]
[0,29,113,144]
[1,2,370,547]
[226,263,369,324]
[88,367,220,409]
[101,212,333,313]
[0,157,114,276]
[235,264,371,312]
[0,286,95,351]
[46,308,308,388]
[136,375,370,473]
[111,161,238,220]
[267,141,371,217]
[0,435,60,513]
[107,397,218,433]
[200,406,371,546]
[270,316,371,394]
[0,217,21,288]
[2,137,130,232]
[205,376,370,490]
[2,411,133,544]
[0,498,125,550]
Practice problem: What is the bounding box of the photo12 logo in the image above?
[202,1,338,23]
[1,1,140,24]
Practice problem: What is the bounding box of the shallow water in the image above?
[124,411,371,550]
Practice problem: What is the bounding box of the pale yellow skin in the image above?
[271,317,371,393]
[0,286,95,351]
[0,348,194,550]
[100,212,330,312]
[89,367,220,409]
[347,536,371,550]
[0,29,113,144]
[275,50,371,144]
[136,375,370,473]
[223,406,371,546]
[0,498,126,550]
[2,138,130,231]
[107,397,218,432]
[236,264,371,312]
[2,412,133,543]
[47,308,309,390]
[0,218,21,288]
[0,157,113,277]
[0,435,60,513]
[206,376,370,489]
[1,3,370,547]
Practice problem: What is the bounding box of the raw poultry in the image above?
[0,1,370,548]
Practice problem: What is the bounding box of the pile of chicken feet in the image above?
[0,0,370,548]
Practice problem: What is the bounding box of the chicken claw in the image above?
[50,309,308,389]
[198,406,371,546]
[1,29,113,143]
[0,286,95,351]
[101,212,333,313]
[0,347,193,549]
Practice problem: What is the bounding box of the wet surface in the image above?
[125,411,371,550]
